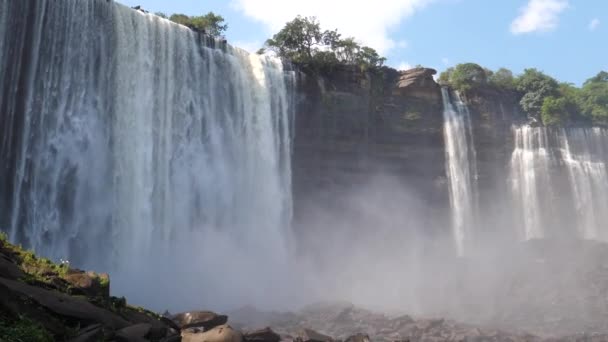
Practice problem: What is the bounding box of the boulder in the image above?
[296,329,333,342]
[0,277,129,330]
[344,333,370,342]
[244,327,281,342]
[182,324,243,342]
[64,270,109,298]
[115,323,152,342]
[69,324,104,342]
[0,252,23,279]
[173,311,228,330]
[397,68,437,89]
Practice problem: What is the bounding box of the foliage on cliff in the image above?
[155,12,228,37]
[259,16,386,72]
[440,64,608,126]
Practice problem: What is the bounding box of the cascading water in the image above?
[0,0,294,309]
[511,126,608,241]
[441,88,478,256]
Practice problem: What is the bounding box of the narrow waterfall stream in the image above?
[441,87,478,256]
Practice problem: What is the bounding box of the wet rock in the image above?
[173,311,228,330]
[182,324,243,342]
[115,323,152,342]
[297,328,333,342]
[244,327,281,342]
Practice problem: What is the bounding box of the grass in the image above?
[0,316,53,342]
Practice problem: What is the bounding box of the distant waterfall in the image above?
[441,88,478,256]
[511,126,608,241]
[0,0,294,308]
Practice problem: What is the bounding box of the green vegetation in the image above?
[259,16,386,71]
[439,64,608,126]
[0,316,53,342]
[156,11,228,37]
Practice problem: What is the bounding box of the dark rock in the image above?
[115,323,152,342]
[244,327,281,342]
[182,324,243,342]
[173,311,228,330]
[0,277,129,330]
[64,270,109,298]
[68,324,104,342]
[0,252,23,279]
[297,328,333,342]
[161,335,183,342]
[344,333,369,342]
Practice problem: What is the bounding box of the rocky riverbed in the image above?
[3,234,608,342]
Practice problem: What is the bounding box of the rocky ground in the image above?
[3,233,608,342]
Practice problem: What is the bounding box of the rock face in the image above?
[293,65,449,250]
[173,311,229,330]
[292,66,524,253]
[183,324,244,342]
[0,238,179,341]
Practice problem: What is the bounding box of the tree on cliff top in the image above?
[578,71,608,124]
[168,12,228,37]
[516,68,559,119]
[260,16,385,70]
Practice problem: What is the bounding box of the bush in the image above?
[0,317,53,342]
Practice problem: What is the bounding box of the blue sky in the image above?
[118,0,607,85]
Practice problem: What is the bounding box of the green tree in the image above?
[516,68,559,118]
[489,68,515,90]
[356,46,386,68]
[578,71,608,124]
[262,16,385,69]
[541,96,571,125]
[264,16,324,63]
[169,12,228,37]
[438,67,454,85]
[449,63,488,92]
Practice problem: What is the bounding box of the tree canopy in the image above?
[156,12,228,38]
[439,64,608,126]
[260,16,386,70]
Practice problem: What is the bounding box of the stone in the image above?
[68,324,104,342]
[0,252,23,279]
[344,333,370,342]
[173,311,228,330]
[397,67,437,90]
[182,324,243,342]
[0,277,130,330]
[115,323,152,342]
[64,270,109,298]
[297,328,333,342]
[244,327,281,342]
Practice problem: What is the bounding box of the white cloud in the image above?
[397,61,413,70]
[510,0,568,35]
[230,0,435,54]
[441,57,450,66]
[589,18,600,31]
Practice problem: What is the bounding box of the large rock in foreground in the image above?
[173,310,229,330]
[182,324,243,342]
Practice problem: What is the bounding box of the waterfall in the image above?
[511,126,608,241]
[441,88,478,256]
[0,0,294,309]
